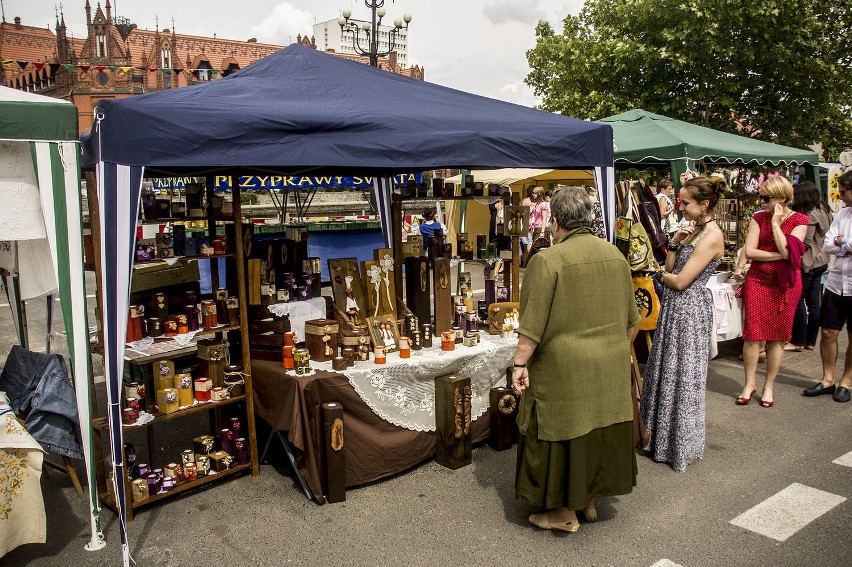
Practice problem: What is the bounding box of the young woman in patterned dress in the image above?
[640,176,726,472]
[737,176,808,407]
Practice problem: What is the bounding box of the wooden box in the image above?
[488,387,518,451]
[209,450,235,472]
[339,328,371,361]
[435,374,472,469]
[197,340,228,387]
[304,318,340,362]
[194,435,215,458]
[156,388,180,415]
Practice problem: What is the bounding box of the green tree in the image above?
[526,0,851,159]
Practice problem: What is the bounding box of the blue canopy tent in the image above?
[81,43,615,564]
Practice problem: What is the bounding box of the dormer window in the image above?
[161,46,172,69]
[196,60,212,81]
[96,33,107,57]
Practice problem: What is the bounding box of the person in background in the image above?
[737,176,808,408]
[417,208,444,237]
[640,176,725,472]
[657,179,678,236]
[512,186,639,533]
[804,170,852,403]
[786,181,832,352]
[586,186,607,239]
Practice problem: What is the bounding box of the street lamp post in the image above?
[338,1,412,68]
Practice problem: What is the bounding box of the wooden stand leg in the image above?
[435,374,472,469]
[321,402,346,503]
[63,456,85,496]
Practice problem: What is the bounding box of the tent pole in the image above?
[13,242,29,350]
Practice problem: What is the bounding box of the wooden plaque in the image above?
[488,301,520,335]
[401,235,423,258]
[435,374,472,470]
[504,206,529,236]
[373,248,398,320]
[328,258,366,322]
[404,256,431,328]
[322,402,346,503]
[432,257,452,335]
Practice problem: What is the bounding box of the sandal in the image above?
[529,512,581,533]
[783,343,803,352]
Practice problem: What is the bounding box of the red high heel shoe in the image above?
[736,389,757,405]
[759,391,774,408]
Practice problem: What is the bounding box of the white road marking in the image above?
[650,560,685,567]
[729,483,846,541]
[832,450,852,468]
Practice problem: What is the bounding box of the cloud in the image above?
[248,3,315,45]
[483,0,547,25]
[498,83,519,94]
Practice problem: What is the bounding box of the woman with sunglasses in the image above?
[737,176,808,407]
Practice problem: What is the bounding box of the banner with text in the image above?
[151,173,423,190]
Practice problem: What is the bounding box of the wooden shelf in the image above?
[123,325,241,364]
[99,463,251,512]
[133,253,235,265]
[92,395,247,431]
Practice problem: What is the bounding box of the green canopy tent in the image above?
[598,109,820,189]
[0,86,103,552]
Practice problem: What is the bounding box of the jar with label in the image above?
[226,296,239,326]
[201,300,218,329]
[181,449,195,466]
[146,473,161,495]
[220,428,235,455]
[164,463,180,479]
[131,478,149,503]
[176,313,189,335]
[183,462,198,481]
[374,346,387,364]
[399,336,411,359]
[293,348,311,374]
[163,319,178,337]
[147,317,162,337]
[452,324,463,344]
[162,476,176,491]
[229,417,242,435]
[441,331,456,351]
[282,344,295,370]
[211,386,227,401]
[122,407,138,425]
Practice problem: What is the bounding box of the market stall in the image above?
[81,43,616,550]
[0,87,103,554]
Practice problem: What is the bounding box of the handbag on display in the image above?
[632,275,660,331]
[632,183,669,262]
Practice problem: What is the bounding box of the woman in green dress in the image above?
[511,186,640,533]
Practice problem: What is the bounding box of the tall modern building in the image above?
[313,18,409,68]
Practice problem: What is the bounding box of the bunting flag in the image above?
[33,62,46,72]
[211,69,219,77]
[49,63,61,75]
[120,66,132,73]
[108,66,118,72]
[183,68,194,78]
[172,67,184,75]
[17,61,28,70]
[4,59,244,82]
[79,65,91,74]
[0,58,12,66]
[95,66,106,73]
[62,64,75,73]
[159,68,171,76]
[148,67,157,73]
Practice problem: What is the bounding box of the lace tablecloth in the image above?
[313,333,517,431]
[266,298,326,343]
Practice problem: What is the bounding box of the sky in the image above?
[2,0,583,107]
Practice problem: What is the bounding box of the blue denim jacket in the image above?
[0,345,83,459]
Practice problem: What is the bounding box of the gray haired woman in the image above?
[511,186,639,533]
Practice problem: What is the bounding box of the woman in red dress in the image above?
[738,176,808,407]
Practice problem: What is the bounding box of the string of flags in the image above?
[1,59,230,77]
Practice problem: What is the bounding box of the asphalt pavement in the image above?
[1,272,850,567]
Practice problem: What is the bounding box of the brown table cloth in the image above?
[251,359,489,504]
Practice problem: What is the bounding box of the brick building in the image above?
[0,1,424,134]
